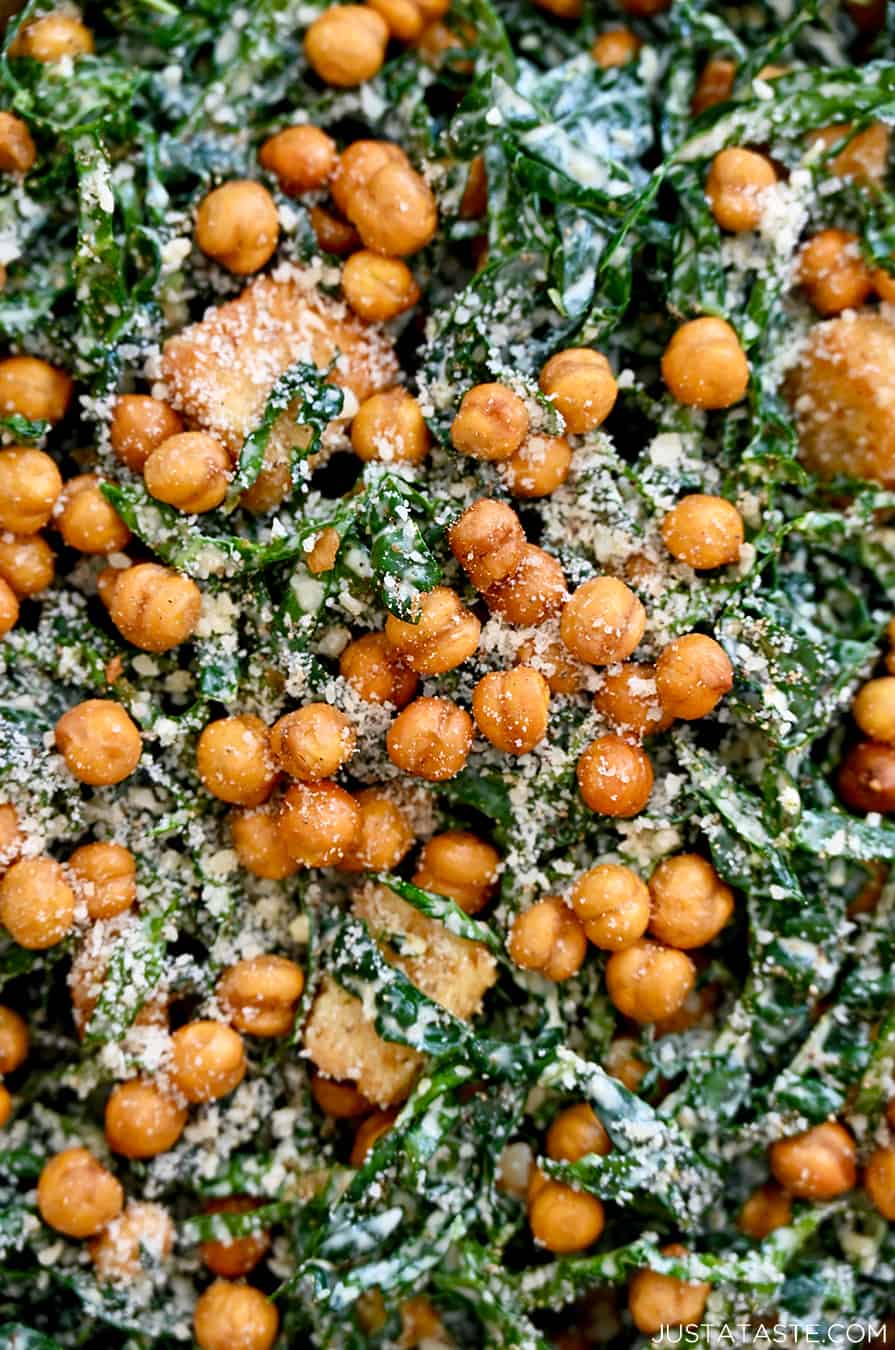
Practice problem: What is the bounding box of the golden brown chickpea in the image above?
[400,1295,445,1348]
[170,1020,247,1104]
[200,1196,272,1278]
[258,124,337,194]
[339,631,419,706]
[569,863,650,951]
[0,577,17,637]
[874,264,895,304]
[305,5,388,85]
[386,696,473,780]
[310,204,360,255]
[865,1145,895,1220]
[415,19,468,65]
[350,1108,398,1166]
[55,699,142,787]
[648,853,734,949]
[485,544,567,625]
[503,434,572,499]
[516,635,584,696]
[798,229,873,316]
[769,1121,857,1200]
[546,1103,611,1163]
[0,448,62,534]
[853,678,895,744]
[472,666,550,755]
[449,499,526,591]
[604,1035,647,1092]
[539,349,617,435]
[0,1005,27,1074]
[230,807,299,880]
[105,1079,188,1158]
[67,841,136,920]
[807,122,890,187]
[529,1180,604,1253]
[705,148,777,233]
[271,703,356,781]
[655,633,733,720]
[0,356,72,424]
[576,735,654,817]
[144,432,232,514]
[591,28,640,68]
[0,802,21,870]
[0,856,75,949]
[451,383,530,462]
[0,1079,13,1125]
[310,1071,371,1117]
[342,250,420,322]
[0,532,54,597]
[560,576,645,667]
[691,58,736,115]
[339,786,415,872]
[10,14,94,61]
[332,140,438,257]
[385,586,481,675]
[593,662,672,739]
[661,494,744,569]
[89,1201,174,1283]
[37,1147,123,1239]
[508,895,587,981]
[217,954,304,1038]
[351,387,430,464]
[0,112,36,174]
[737,1182,793,1238]
[196,715,277,807]
[56,475,131,554]
[105,561,202,652]
[195,180,280,275]
[413,830,499,913]
[605,939,696,1023]
[109,395,184,473]
[279,779,361,866]
[194,1280,279,1350]
[661,317,749,409]
[628,1246,710,1335]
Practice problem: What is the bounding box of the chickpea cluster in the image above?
[838,622,895,815]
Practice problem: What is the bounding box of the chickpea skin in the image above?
[56,474,131,554]
[0,1005,28,1074]
[332,139,438,256]
[508,895,587,981]
[737,1182,793,1239]
[109,394,183,473]
[170,1020,247,1104]
[278,780,361,866]
[271,703,356,781]
[351,387,430,465]
[655,633,733,720]
[55,699,142,787]
[594,661,672,739]
[385,586,481,676]
[529,1180,605,1253]
[661,494,744,569]
[105,561,202,652]
[305,5,388,86]
[854,678,895,744]
[195,180,280,275]
[217,954,304,1037]
[705,148,777,233]
[661,317,749,409]
[0,532,54,596]
[648,853,734,950]
[503,435,573,499]
[576,735,654,817]
[838,741,895,813]
[560,577,645,666]
[231,807,299,880]
[539,349,618,434]
[472,667,551,755]
[0,448,62,534]
[605,939,696,1023]
[0,577,17,637]
[413,830,499,914]
[386,696,473,780]
[306,527,340,575]
[342,250,420,322]
[451,383,530,461]
[0,112,36,174]
[351,1109,398,1166]
[339,786,415,872]
[194,1280,279,1350]
[10,14,94,61]
[68,841,136,920]
[144,432,232,514]
[0,856,75,949]
[485,544,567,626]
[628,1246,710,1335]
[449,499,526,591]
[865,1145,895,1220]
[0,802,21,869]
[196,715,277,807]
[200,1196,271,1278]
[0,356,72,423]
[547,1103,611,1162]
[592,28,641,68]
[310,204,360,255]
[770,1121,857,1200]
[569,863,650,951]
[105,1079,187,1158]
[692,58,736,115]
[310,1072,371,1118]
[37,1148,123,1239]
[90,1201,174,1284]
[339,631,418,706]
[798,229,873,316]
[258,124,337,194]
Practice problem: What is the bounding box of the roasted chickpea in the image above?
[305,528,340,575]
[200,1196,271,1278]
[351,387,430,464]
[0,802,21,870]
[0,356,72,424]
[56,474,131,554]
[705,148,777,233]
[692,58,736,115]
[593,662,671,739]
[0,1005,27,1074]
[144,432,232,514]
[503,434,572,498]
[339,631,418,706]
[648,854,734,949]
[604,1035,647,1091]
[218,954,304,1038]
[37,1147,123,1239]
[109,395,184,473]
[865,1145,895,1220]
[0,1083,11,1126]
[413,830,499,914]
[342,250,420,322]
[55,699,142,787]
[661,494,744,570]
[67,841,136,920]
[10,13,94,61]
[230,807,299,880]
[0,577,17,637]
[105,1079,188,1158]
[310,1071,371,1117]
[546,1103,611,1163]
[853,677,895,744]
[305,5,388,85]
[0,856,75,950]
[472,667,550,755]
[415,19,467,65]
[105,561,202,652]
[271,703,355,781]
[90,1201,174,1283]
[459,155,487,219]
[539,349,617,434]
[529,1180,604,1253]
[770,1121,857,1200]
[576,735,654,817]
[449,499,525,591]
[310,204,360,255]
[655,633,733,720]
[798,229,873,316]
[170,1021,247,1104]
[661,317,749,409]
[0,448,62,534]
[197,715,276,807]
[258,124,337,194]
[628,1246,710,1335]
[737,1182,793,1239]
[508,895,587,981]
[400,1295,445,1348]
[516,635,584,696]
[807,122,890,187]
[332,140,438,256]
[0,112,36,174]
[592,27,641,67]
[386,696,473,780]
[0,532,54,596]
[874,264,895,304]
[194,1280,279,1350]
[279,780,361,866]
[385,586,481,676]
[485,544,567,626]
[560,577,645,667]
[569,863,650,951]
[340,786,415,872]
[351,1108,398,1166]
[605,939,696,1023]
[195,180,280,275]
[451,383,529,462]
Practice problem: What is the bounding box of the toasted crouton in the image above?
[303,975,422,1108]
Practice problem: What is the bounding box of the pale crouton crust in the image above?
[303,975,422,1108]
